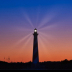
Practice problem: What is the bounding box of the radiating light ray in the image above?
[38,35,50,55]
[37,6,61,29]
[20,35,32,50]
[23,13,34,28]
[37,13,55,29]
[10,35,32,60]
[38,36,45,50]
[39,35,48,49]
[24,35,32,48]
[38,31,53,39]
[36,7,40,28]
[15,27,33,32]
[15,33,32,46]
[39,33,50,44]
[38,24,57,31]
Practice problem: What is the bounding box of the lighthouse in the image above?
[32,28,39,64]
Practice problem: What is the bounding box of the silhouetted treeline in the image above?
[0,59,72,70]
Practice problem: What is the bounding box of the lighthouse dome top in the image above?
[34,28,37,32]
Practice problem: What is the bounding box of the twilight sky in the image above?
[0,0,72,63]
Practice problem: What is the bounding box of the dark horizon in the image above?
[0,59,72,70]
[0,58,71,63]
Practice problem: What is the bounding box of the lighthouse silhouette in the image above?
[32,28,39,64]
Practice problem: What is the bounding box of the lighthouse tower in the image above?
[32,28,39,64]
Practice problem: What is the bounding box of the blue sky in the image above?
[0,0,72,8]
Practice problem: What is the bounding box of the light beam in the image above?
[15,33,32,46]
[23,13,34,28]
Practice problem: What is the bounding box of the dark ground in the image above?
[0,59,72,70]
